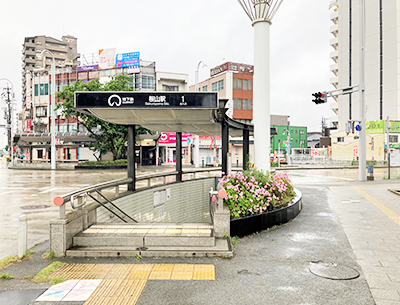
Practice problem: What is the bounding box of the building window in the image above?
[142,75,154,90]
[337,137,344,142]
[34,84,39,96]
[202,85,207,92]
[248,80,253,90]
[212,80,224,92]
[248,100,253,110]
[243,79,248,91]
[37,149,43,159]
[243,99,247,110]
[40,84,48,96]
[162,85,179,91]
[36,106,47,117]
[300,130,305,135]
[389,135,398,142]
[300,140,305,145]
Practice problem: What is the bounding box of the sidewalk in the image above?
[3,178,400,304]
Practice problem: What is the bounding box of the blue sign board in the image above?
[116,52,140,70]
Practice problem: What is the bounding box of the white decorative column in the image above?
[238,0,283,172]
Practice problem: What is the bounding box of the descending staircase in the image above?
[66,223,232,258]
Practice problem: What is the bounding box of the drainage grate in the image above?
[20,205,50,210]
[309,261,360,280]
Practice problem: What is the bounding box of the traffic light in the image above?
[312,91,328,104]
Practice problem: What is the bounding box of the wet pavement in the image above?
[0,165,400,304]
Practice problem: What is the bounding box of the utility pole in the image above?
[4,86,12,156]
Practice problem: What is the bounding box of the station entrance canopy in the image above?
[74,92,228,137]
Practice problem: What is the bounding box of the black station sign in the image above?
[75,92,218,109]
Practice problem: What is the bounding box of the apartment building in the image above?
[22,35,80,106]
[329,0,400,161]
[329,0,400,129]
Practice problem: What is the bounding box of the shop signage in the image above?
[353,145,358,157]
[26,119,32,133]
[26,73,31,109]
[210,62,254,77]
[77,65,98,72]
[98,48,116,70]
[159,132,191,145]
[116,52,140,73]
[366,120,400,134]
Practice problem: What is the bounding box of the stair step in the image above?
[66,238,232,258]
[73,222,215,248]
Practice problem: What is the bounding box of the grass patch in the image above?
[229,236,240,249]
[42,250,55,260]
[33,261,66,283]
[0,273,14,279]
[24,275,33,279]
[50,276,68,285]
[0,250,36,270]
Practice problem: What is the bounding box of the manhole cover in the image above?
[309,262,360,280]
[20,205,50,210]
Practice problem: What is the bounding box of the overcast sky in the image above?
[0,0,333,132]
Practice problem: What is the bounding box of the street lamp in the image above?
[195,61,207,92]
[38,49,56,170]
[194,61,207,168]
[238,0,284,172]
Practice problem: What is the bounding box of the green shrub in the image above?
[78,160,128,167]
[351,160,377,166]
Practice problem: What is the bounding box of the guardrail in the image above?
[53,167,223,220]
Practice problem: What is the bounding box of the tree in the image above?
[56,74,154,160]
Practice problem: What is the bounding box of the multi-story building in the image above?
[19,49,189,164]
[329,0,400,161]
[329,0,400,129]
[22,35,80,106]
[189,62,307,162]
[190,62,254,124]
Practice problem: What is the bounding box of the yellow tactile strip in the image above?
[49,263,215,305]
[354,187,400,226]
[84,224,212,236]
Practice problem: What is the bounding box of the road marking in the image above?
[0,191,15,195]
[38,188,59,194]
[353,187,400,226]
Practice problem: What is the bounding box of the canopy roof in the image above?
[74,91,255,137]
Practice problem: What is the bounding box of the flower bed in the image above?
[219,169,301,237]
[219,169,296,219]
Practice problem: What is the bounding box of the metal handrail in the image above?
[54,168,223,219]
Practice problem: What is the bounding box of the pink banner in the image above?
[159,132,191,145]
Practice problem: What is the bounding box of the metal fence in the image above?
[291,148,332,164]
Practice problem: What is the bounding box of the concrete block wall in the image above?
[97,178,216,224]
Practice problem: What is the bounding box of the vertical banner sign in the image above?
[353,145,358,157]
[98,48,116,70]
[26,119,32,133]
[26,73,31,109]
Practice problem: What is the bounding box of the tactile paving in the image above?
[46,263,215,305]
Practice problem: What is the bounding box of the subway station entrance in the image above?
[49,91,275,257]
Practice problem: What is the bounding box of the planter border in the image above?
[230,188,302,237]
